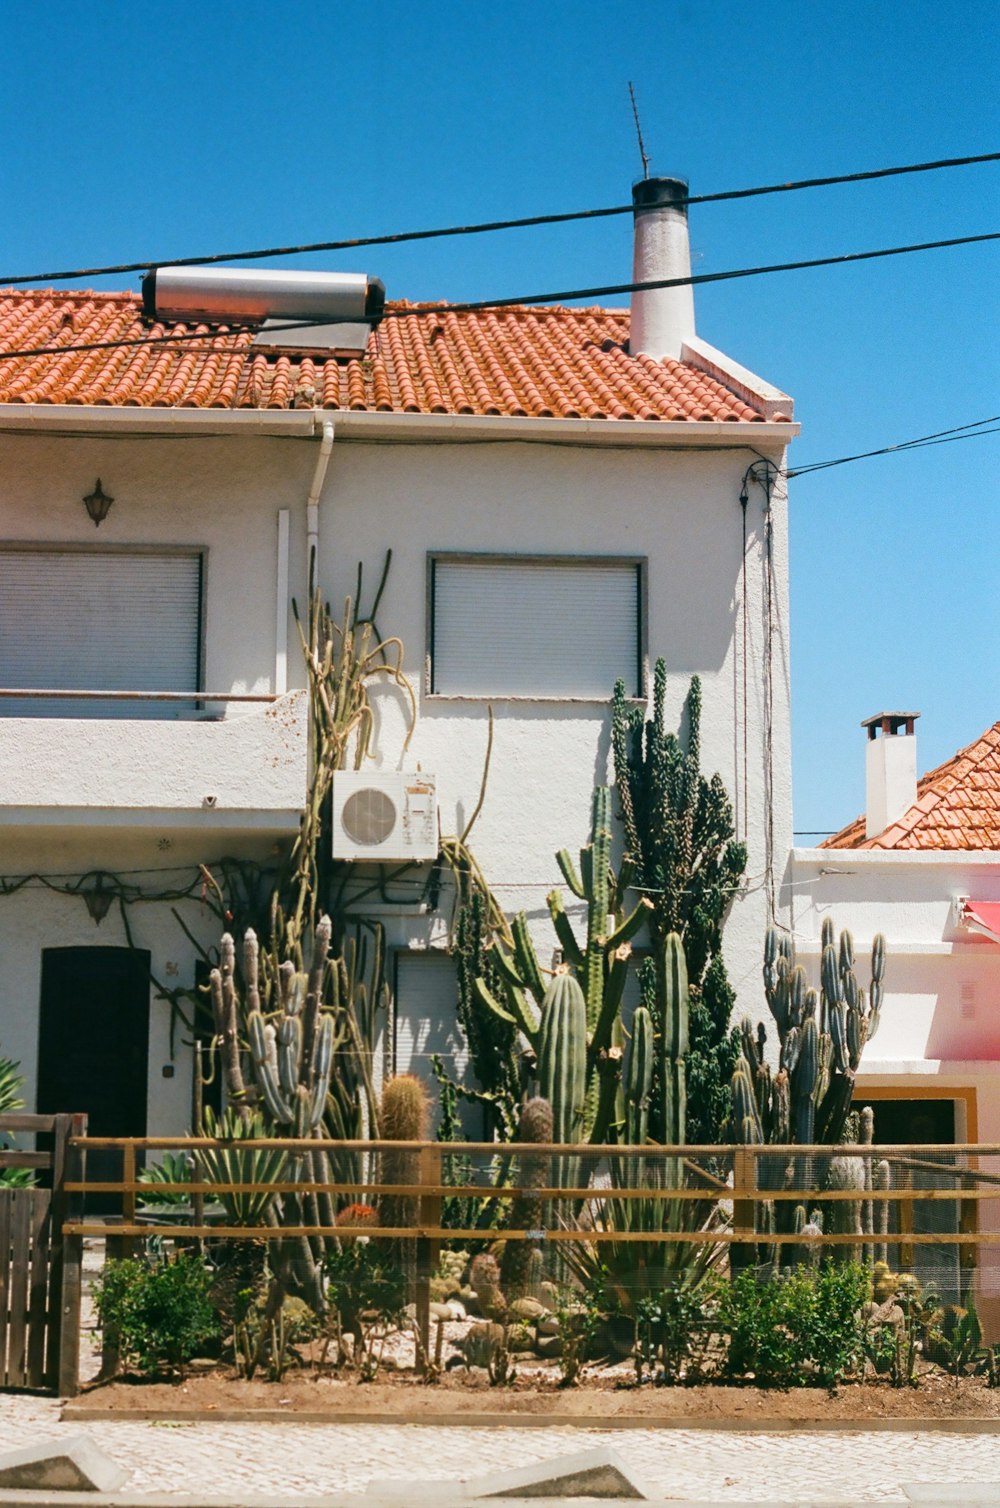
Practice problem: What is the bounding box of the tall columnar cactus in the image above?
[246,922,334,1137]
[378,1073,431,1230]
[613,665,747,1145]
[537,972,588,1182]
[624,1006,653,1147]
[659,933,689,1147]
[474,786,650,1145]
[728,923,887,1252]
[501,1097,554,1299]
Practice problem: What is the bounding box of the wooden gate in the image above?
[0,1112,86,1394]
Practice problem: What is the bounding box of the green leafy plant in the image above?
[323,1242,407,1381]
[93,1252,219,1378]
[0,1054,34,1188]
[635,1276,721,1384]
[720,1262,869,1389]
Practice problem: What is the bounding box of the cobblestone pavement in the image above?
[2,1392,1000,1503]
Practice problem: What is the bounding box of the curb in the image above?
[59,1405,1000,1432]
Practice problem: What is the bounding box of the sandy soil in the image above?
[64,1367,1000,1423]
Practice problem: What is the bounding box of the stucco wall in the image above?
[792,850,1000,1065]
[0,422,794,1130]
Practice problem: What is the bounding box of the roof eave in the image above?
[793,847,1000,867]
[0,404,800,446]
[313,409,800,446]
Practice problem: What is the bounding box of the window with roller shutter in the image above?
[0,546,203,718]
[427,553,646,699]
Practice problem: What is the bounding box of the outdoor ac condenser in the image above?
[331,770,438,862]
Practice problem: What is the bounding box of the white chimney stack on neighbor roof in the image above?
[863,711,920,839]
[630,176,696,361]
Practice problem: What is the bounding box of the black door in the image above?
[36,947,150,1211]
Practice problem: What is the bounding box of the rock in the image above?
[507,1323,535,1353]
[535,1333,563,1359]
[537,1315,561,1337]
[509,1297,547,1321]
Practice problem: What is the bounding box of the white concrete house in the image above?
[792,714,1000,1316]
[0,178,797,1144]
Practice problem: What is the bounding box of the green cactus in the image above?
[625,1006,653,1146]
[659,933,689,1146]
[728,923,888,1258]
[612,665,747,1146]
[537,972,588,1147]
[474,785,650,1147]
[378,1074,431,1231]
[500,1097,554,1299]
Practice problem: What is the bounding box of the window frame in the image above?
[425,550,648,702]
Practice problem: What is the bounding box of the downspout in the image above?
[306,418,335,593]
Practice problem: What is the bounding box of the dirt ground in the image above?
[65,1366,1000,1423]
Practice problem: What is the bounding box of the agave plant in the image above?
[0,1054,33,1188]
[199,1106,290,1225]
[561,1186,728,1349]
[137,1152,195,1210]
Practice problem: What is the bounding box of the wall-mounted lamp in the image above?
[82,873,114,925]
[82,479,114,527]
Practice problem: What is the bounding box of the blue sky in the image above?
[1,1,997,835]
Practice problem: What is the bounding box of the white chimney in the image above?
[630,177,696,361]
[863,712,920,839]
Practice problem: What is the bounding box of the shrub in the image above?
[94,1252,219,1377]
[721,1262,868,1388]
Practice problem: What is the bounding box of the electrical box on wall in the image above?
[332,771,438,862]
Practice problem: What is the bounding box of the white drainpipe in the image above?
[306,418,335,592]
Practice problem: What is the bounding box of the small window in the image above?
[0,547,203,718]
[428,553,645,698]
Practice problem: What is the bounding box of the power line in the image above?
[786,415,1000,477]
[1,228,998,367]
[1,151,998,289]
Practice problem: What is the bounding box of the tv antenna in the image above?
[628,82,650,180]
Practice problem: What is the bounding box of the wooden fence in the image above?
[0,1113,87,1395]
[58,1134,999,1372]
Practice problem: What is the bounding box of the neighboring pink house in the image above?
[792,714,1000,1320]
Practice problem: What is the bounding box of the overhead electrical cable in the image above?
[786,415,1000,476]
[0,228,997,366]
[0,150,998,289]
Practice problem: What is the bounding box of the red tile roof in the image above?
[823,722,1000,850]
[0,288,789,422]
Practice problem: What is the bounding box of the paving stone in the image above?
[5,1393,1000,1502]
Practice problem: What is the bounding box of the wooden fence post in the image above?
[56,1114,87,1399]
[415,1143,442,1368]
[731,1146,758,1274]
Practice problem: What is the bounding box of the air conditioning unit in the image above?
[332,771,438,862]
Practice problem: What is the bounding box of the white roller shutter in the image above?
[431,556,642,697]
[394,951,481,1135]
[0,549,202,718]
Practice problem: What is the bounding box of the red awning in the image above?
[962,900,1000,944]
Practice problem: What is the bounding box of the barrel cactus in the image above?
[501,1097,554,1299]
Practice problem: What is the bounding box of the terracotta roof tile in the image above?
[823,721,1000,851]
[0,288,787,423]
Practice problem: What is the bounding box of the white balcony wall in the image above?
[0,693,307,823]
